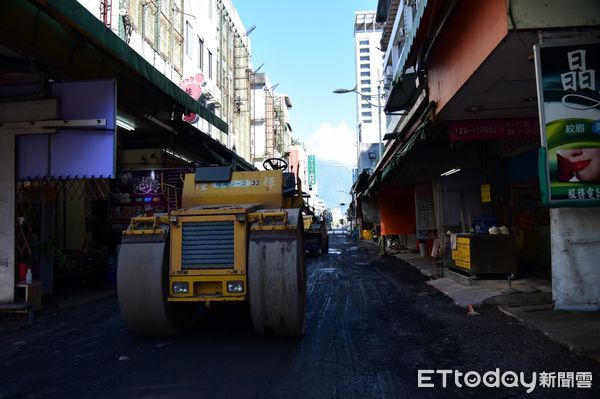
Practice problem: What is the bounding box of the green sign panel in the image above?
[307,155,316,186]
[535,41,600,207]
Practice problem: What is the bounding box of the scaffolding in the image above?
[100,0,112,29]
[265,91,275,158]
[234,34,250,114]
[273,98,285,156]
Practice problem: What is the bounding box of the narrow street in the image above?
[1,234,599,399]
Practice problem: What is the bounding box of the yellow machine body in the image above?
[118,167,307,336]
[181,170,283,209]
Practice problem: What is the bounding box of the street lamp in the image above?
[333,83,383,162]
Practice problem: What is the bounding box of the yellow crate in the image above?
[452,237,471,269]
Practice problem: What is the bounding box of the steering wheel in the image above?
[263,157,288,171]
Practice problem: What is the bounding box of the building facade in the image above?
[250,72,294,168]
[354,10,385,173]
[79,0,251,161]
[0,0,253,304]
[369,0,600,310]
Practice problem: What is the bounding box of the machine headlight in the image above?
[173,282,189,294]
[227,281,244,293]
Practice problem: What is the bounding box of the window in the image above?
[185,21,192,57]
[363,119,373,124]
[159,14,170,59]
[173,1,183,34]
[360,63,369,69]
[359,48,369,53]
[359,56,370,61]
[362,112,372,117]
[208,50,213,78]
[173,35,183,73]
[129,0,141,29]
[361,104,371,109]
[361,79,371,84]
[144,3,157,44]
[361,87,371,93]
[198,37,204,69]
[359,39,369,45]
[360,71,370,77]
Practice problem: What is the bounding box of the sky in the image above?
[234,0,379,210]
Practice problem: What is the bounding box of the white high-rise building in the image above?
[354,11,384,173]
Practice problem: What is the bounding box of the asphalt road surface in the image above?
[1,235,599,398]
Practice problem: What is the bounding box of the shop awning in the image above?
[3,0,228,133]
[362,95,434,197]
[383,0,431,113]
[385,72,419,112]
[173,121,256,171]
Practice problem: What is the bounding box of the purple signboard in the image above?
[51,131,115,178]
[16,79,116,180]
[51,80,116,130]
[16,134,49,180]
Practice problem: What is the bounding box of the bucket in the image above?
[18,262,30,281]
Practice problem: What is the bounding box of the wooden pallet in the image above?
[0,303,33,325]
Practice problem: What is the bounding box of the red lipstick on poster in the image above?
[571,159,591,172]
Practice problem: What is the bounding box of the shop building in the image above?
[366,0,600,309]
[0,0,254,305]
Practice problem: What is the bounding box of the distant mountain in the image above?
[313,158,352,211]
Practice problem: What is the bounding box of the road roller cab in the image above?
[303,215,329,257]
[117,162,306,337]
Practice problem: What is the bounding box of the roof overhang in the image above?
[0,0,228,133]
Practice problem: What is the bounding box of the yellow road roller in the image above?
[117,159,306,337]
[303,215,329,257]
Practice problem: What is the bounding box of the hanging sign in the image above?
[307,155,316,188]
[534,41,600,207]
[448,118,539,141]
[414,185,435,240]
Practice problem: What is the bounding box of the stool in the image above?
[15,281,42,311]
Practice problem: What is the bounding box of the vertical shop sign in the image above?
[414,185,435,240]
[535,41,600,206]
[307,155,316,188]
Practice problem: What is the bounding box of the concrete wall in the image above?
[510,0,600,29]
[0,99,57,302]
[550,208,600,311]
[0,132,15,302]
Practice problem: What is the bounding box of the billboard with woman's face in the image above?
[535,41,600,206]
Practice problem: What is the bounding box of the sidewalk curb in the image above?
[498,305,600,363]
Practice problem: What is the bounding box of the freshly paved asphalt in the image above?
[1,234,599,398]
